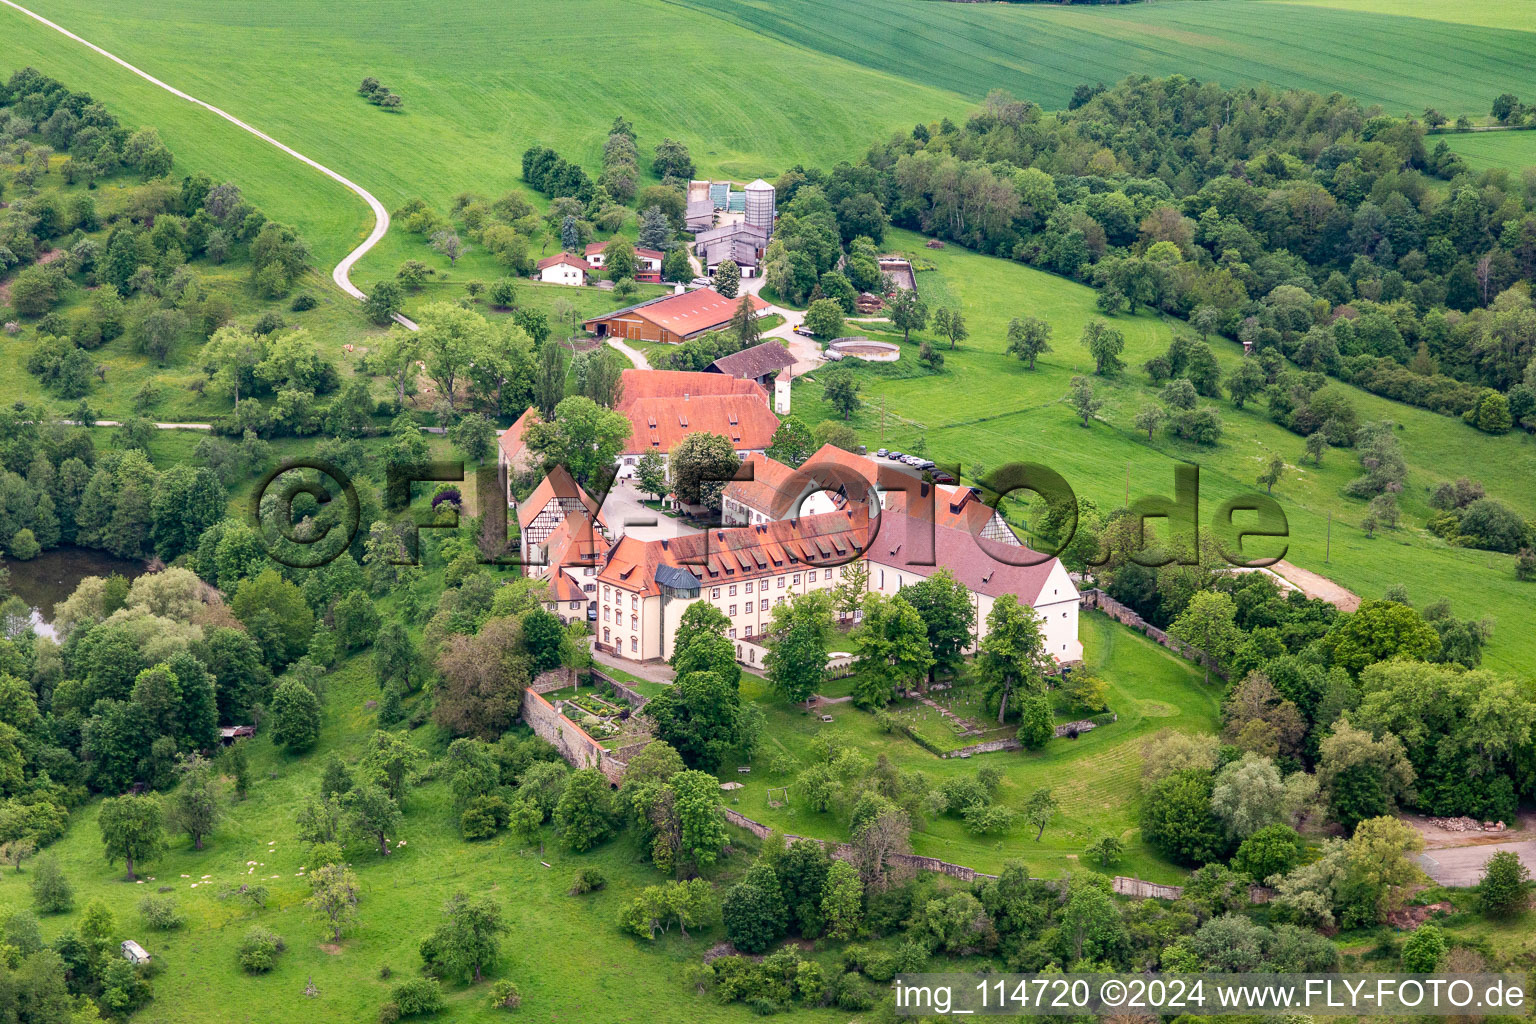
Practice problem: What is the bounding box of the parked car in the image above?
[876,448,888,457]
[888,451,903,460]
[932,470,956,484]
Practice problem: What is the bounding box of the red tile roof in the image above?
[584,239,663,261]
[584,289,769,340]
[599,508,871,597]
[516,465,607,530]
[498,408,539,465]
[619,395,779,455]
[618,369,765,404]
[721,452,800,517]
[536,252,589,272]
[868,510,1054,604]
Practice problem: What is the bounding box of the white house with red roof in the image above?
[535,252,590,286]
[585,240,664,282]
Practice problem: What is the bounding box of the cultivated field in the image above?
[1443,130,1536,173]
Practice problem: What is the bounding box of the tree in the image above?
[1005,316,1051,370]
[1477,849,1531,918]
[554,768,614,852]
[1069,375,1102,426]
[345,783,403,856]
[977,594,1046,723]
[533,342,565,419]
[803,298,845,339]
[730,293,762,348]
[939,307,968,350]
[637,206,671,251]
[1168,590,1243,684]
[764,592,833,707]
[424,892,506,984]
[667,431,738,510]
[714,259,740,298]
[1401,923,1446,972]
[1085,836,1123,869]
[1134,404,1165,440]
[449,413,496,464]
[722,862,787,954]
[1305,431,1329,465]
[646,670,742,771]
[820,860,863,940]
[1016,694,1054,750]
[1257,454,1285,494]
[812,419,859,451]
[168,753,221,850]
[430,230,467,266]
[416,302,491,410]
[673,770,728,871]
[98,795,166,881]
[271,678,322,751]
[1140,770,1225,866]
[306,863,360,942]
[1226,359,1266,409]
[1210,753,1286,840]
[899,569,976,681]
[886,289,927,343]
[231,570,314,669]
[30,856,72,914]
[1233,823,1305,881]
[525,395,631,488]
[831,560,870,623]
[1080,320,1125,375]
[766,415,815,468]
[652,137,695,180]
[635,448,668,501]
[822,368,861,420]
[852,592,932,707]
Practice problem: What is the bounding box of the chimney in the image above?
[684,391,690,401]
[660,538,669,550]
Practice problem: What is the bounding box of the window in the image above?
[711,588,720,599]
[604,607,611,622]
[631,594,638,610]
[728,628,736,639]
[570,600,580,609]
[777,576,785,589]
[603,628,610,643]
[776,596,785,606]
[744,623,753,637]
[793,574,801,585]
[760,599,768,612]
[631,637,638,652]
[728,585,737,597]
[745,581,753,593]
[839,566,846,577]
[630,615,638,630]
[824,569,833,580]
[729,604,737,616]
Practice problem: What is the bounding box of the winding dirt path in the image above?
[0,0,414,329]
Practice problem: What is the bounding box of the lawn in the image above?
[792,228,1536,674]
[0,655,862,1024]
[1442,130,1536,174]
[724,612,1220,884]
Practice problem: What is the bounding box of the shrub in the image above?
[1477,849,1531,918]
[236,926,285,973]
[30,856,73,914]
[487,980,522,1011]
[307,841,344,870]
[137,894,184,930]
[391,978,445,1017]
[290,293,318,311]
[569,868,606,895]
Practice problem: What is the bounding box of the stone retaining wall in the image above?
[589,669,649,709]
[519,687,627,785]
[1080,590,1225,679]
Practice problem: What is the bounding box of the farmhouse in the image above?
[584,240,663,282]
[496,407,539,484]
[534,252,589,286]
[582,288,769,344]
[516,464,608,570]
[695,221,770,278]
[705,339,795,390]
[593,505,1080,666]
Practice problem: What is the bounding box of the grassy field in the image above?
[791,229,1536,674]
[0,655,865,1024]
[6,0,1533,282]
[725,612,1219,884]
[1442,130,1536,173]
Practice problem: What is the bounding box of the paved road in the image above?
[1,0,416,332]
[1416,840,1536,887]
[599,478,698,542]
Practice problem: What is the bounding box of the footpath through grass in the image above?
[726,613,1219,884]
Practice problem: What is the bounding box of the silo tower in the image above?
[744,178,776,236]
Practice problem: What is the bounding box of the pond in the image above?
[3,546,148,639]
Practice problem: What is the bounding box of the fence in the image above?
[1079,590,1225,680]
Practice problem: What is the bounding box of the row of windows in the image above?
[600,628,640,654]
[709,566,837,600]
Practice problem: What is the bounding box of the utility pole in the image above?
[1325,511,1332,563]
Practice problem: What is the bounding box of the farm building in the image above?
[516,464,609,571]
[705,340,795,390]
[611,369,780,475]
[582,288,769,344]
[584,240,663,282]
[122,940,151,964]
[534,252,589,286]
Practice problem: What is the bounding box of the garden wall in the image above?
[1079,590,1224,679]
[589,668,649,709]
[519,688,627,784]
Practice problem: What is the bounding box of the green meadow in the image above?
[729,612,1220,884]
[1443,130,1536,174]
[790,229,1536,675]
